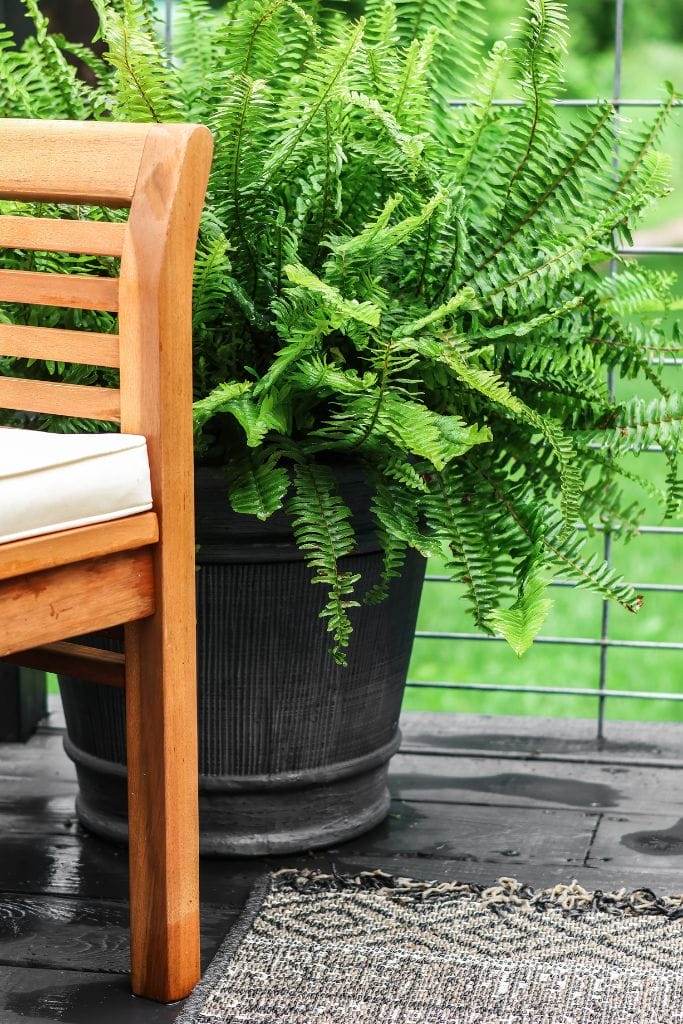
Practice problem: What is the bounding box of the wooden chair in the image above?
[0,119,213,1003]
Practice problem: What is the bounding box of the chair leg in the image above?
[124,614,201,1003]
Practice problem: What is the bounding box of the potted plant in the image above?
[0,0,679,853]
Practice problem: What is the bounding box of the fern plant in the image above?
[0,0,680,663]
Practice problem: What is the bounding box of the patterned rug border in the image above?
[176,868,683,1021]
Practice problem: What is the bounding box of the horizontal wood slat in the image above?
[0,270,119,311]
[0,324,120,368]
[3,642,125,688]
[0,119,152,207]
[0,549,155,658]
[0,513,158,583]
[0,217,127,257]
[0,377,120,421]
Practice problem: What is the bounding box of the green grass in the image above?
[405,539,682,722]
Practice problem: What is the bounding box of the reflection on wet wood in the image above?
[0,710,681,1021]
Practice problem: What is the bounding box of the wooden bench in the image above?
[0,118,213,1003]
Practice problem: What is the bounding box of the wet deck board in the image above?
[0,709,681,1022]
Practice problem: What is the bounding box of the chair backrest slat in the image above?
[0,377,120,422]
[0,117,212,447]
[0,324,120,368]
[0,216,126,257]
[0,120,152,207]
[0,269,119,311]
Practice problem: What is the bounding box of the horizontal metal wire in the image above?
[577,523,683,535]
[406,681,683,701]
[424,575,683,593]
[620,246,683,256]
[449,98,683,108]
[415,631,683,650]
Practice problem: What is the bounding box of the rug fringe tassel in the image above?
[273,868,683,920]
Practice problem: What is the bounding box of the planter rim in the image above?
[63,729,402,792]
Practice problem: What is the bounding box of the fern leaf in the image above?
[284,262,381,330]
[96,0,180,121]
[409,337,583,527]
[227,450,290,520]
[488,570,553,656]
[422,467,502,629]
[394,0,487,140]
[287,461,360,664]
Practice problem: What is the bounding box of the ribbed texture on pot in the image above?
[196,550,423,777]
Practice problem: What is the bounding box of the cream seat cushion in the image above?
[0,427,153,545]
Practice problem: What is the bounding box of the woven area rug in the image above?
[179,870,683,1024]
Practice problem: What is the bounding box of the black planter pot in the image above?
[58,463,426,856]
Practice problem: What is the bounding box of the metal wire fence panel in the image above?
[409,0,682,732]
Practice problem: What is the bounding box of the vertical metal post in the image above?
[597,0,625,743]
[164,0,173,54]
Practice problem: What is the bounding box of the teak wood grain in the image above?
[4,641,126,688]
[0,119,152,206]
[0,377,121,421]
[0,550,155,657]
[0,118,213,1003]
[119,123,213,1004]
[0,268,119,310]
[0,215,127,256]
[0,513,158,582]
[0,324,120,368]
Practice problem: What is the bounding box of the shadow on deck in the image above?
[1,707,682,1022]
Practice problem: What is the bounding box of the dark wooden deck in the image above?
[1,703,682,1022]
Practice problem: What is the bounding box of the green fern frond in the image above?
[288,461,361,664]
[394,0,487,140]
[451,39,508,185]
[95,0,180,121]
[422,467,503,629]
[261,18,365,183]
[408,337,583,527]
[284,262,381,333]
[227,450,290,519]
[364,479,426,603]
[173,0,222,115]
[21,0,90,118]
[364,531,408,605]
[588,394,681,457]
[501,0,569,208]
[192,380,253,434]
[488,569,553,656]
[211,74,272,289]
[543,510,642,611]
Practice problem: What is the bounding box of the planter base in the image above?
[65,732,398,856]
